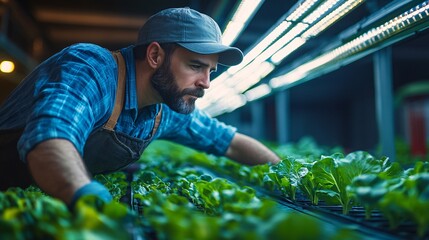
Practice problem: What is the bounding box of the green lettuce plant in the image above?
[312,151,390,214]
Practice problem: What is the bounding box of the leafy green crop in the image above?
[138,139,429,238]
[94,172,128,202]
[267,157,315,202]
[131,170,360,240]
[6,138,426,239]
[379,173,429,236]
[311,152,390,214]
[0,187,138,240]
[348,160,429,237]
[347,174,404,219]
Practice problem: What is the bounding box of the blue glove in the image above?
[70,180,113,208]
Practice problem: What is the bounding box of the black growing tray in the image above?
[121,163,427,240]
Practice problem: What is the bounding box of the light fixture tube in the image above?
[270,1,429,89]
[222,0,265,46]
[245,84,272,101]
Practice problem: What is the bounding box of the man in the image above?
[0,7,280,206]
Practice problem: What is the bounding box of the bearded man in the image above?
[0,7,280,207]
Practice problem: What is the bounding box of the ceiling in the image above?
[13,0,240,56]
[1,0,428,105]
[2,0,297,62]
[1,0,388,75]
[0,0,293,82]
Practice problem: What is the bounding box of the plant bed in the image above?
[140,139,429,239]
[128,161,364,240]
[2,138,427,239]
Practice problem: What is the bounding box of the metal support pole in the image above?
[276,90,289,144]
[374,47,396,161]
[251,100,264,139]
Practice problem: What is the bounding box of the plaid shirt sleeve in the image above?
[16,43,117,161]
[155,105,237,156]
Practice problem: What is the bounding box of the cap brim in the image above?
[177,42,243,66]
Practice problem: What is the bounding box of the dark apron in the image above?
[0,51,162,190]
[83,51,162,174]
[0,129,33,190]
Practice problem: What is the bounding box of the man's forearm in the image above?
[225,133,280,166]
[27,139,91,204]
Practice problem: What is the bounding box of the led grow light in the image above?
[222,0,265,46]
[230,61,275,92]
[302,0,341,25]
[302,0,365,39]
[201,0,366,116]
[270,1,429,89]
[227,21,292,75]
[204,93,247,116]
[245,84,272,101]
[270,37,307,64]
[286,0,319,22]
[253,22,309,65]
[226,0,322,75]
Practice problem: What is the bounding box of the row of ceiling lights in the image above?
[198,0,366,116]
[2,0,427,106]
[199,0,429,117]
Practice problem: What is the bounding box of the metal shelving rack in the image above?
[224,0,429,162]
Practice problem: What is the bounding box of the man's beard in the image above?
[150,61,204,114]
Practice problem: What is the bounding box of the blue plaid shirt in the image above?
[0,43,236,161]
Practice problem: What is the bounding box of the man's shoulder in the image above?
[55,43,112,62]
[65,43,108,52]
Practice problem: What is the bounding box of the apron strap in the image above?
[105,50,163,135]
[151,104,163,136]
[104,51,126,131]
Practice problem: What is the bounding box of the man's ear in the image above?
[146,42,165,69]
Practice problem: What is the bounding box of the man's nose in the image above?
[196,72,210,89]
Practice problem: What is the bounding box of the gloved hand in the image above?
[69,180,113,209]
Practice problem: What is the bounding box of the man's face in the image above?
[151,47,218,114]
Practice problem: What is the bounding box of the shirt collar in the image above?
[119,45,161,120]
[120,46,138,119]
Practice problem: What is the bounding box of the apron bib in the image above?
[0,128,33,190]
[83,51,162,174]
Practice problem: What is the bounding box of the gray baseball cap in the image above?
[137,7,243,66]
